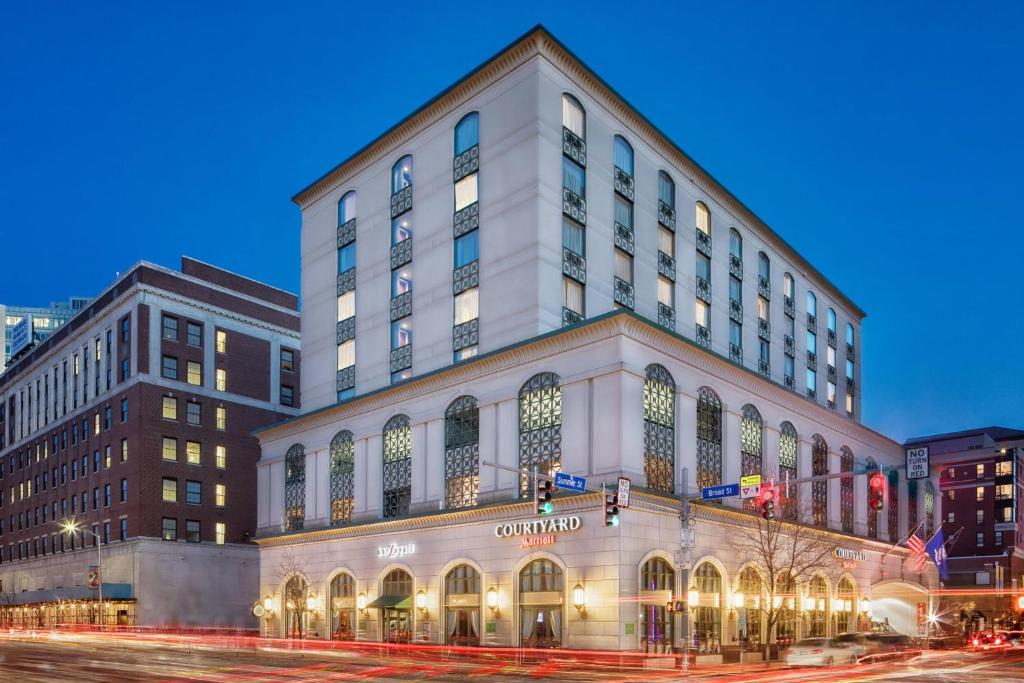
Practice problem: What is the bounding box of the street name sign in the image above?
[702,483,739,500]
[554,471,587,493]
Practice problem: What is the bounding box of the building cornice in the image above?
[292,25,864,320]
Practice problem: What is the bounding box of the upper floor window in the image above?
[807,291,817,317]
[382,415,412,519]
[338,242,356,273]
[613,135,633,176]
[454,112,479,155]
[845,323,855,348]
[391,215,412,245]
[562,94,585,138]
[444,396,480,510]
[562,157,585,196]
[827,308,837,333]
[391,156,413,193]
[729,229,742,260]
[783,272,794,301]
[162,316,178,341]
[518,373,562,497]
[758,252,770,280]
[695,202,710,235]
[658,171,675,208]
[338,191,356,225]
[284,444,305,531]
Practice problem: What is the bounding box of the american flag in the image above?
[906,533,927,571]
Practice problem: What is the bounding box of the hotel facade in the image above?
[254,26,940,656]
[0,257,300,627]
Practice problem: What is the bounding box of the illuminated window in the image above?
[976,463,985,478]
[563,278,584,316]
[162,437,177,461]
[337,291,355,321]
[281,349,294,373]
[186,362,202,386]
[120,438,128,462]
[695,299,709,328]
[996,461,1012,476]
[216,445,226,469]
[186,441,200,465]
[976,509,984,524]
[216,330,227,354]
[215,368,226,391]
[976,486,985,501]
[658,276,674,309]
[215,406,225,431]
[337,340,355,370]
[215,484,226,507]
[454,288,478,325]
[454,174,478,211]
[215,522,225,545]
[161,478,177,502]
[162,395,177,420]
[696,202,710,235]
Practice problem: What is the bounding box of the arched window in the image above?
[643,365,675,493]
[382,415,412,519]
[613,135,633,176]
[696,201,711,235]
[925,481,936,538]
[783,272,794,301]
[887,470,900,541]
[658,171,675,209]
[381,568,414,641]
[807,575,828,637]
[692,562,722,654]
[811,435,828,527]
[807,291,817,319]
[740,404,763,483]
[729,228,742,260]
[391,155,413,194]
[338,191,356,226]
[737,567,763,648]
[827,308,837,334]
[519,559,563,648]
[840,447,854,533]
[640,557,675,652]
[329,431,354,526]
[454,112,479,156]
[834,577,855,634]
[561,94,585,138]
[382,568,412,596]
[445,564,480,646]
[284,574,308,638]
[846,323,855,349]
[444,396,479,509]
[696,387,723,491]
[866,456,879,538]
[758,252,770,282]
[775,572,798,644]
[284,444,305,531]
[778,422,798,519]
[329,572,356,640]
[518,373,562,496]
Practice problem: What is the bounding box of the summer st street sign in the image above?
[702,483,740,500]
[554,471,587,493]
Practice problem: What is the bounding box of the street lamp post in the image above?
[58,518,104,628]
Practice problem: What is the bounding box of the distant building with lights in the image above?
[253,25,940,656]
[1,297,90,374]
[0,257,299,628]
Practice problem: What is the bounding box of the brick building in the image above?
[905,427,1024,629]
[0,257,299,627]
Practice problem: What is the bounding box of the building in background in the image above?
[1,297,90,373]
[254,26,938,655]
[0,256,299,628]
[905,426,1024,630]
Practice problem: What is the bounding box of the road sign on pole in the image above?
[616,477,631,508]
[739,474,762,499]
[554,471,587,493]
[680,527,695,548]
[701,483,740,500]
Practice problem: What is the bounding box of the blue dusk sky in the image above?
[0,2,1020,442]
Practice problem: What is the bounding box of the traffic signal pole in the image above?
[680,466,691,673]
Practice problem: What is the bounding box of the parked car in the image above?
[831,632,874,658]
[783,638,857,666]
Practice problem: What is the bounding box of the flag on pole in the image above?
[906,534,927,572]
[925,528,949,581]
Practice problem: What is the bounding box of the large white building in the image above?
[254,26,939,657]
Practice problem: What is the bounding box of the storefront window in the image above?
[807,575,827,637]
[330,572,356,640]
[640,557,675,652]
[519,559,563,648]
[444,564,480,646]
[380,569,413,643]
[284,574,308,639]
[691,562,721,654]
[834,577,855,634]
[737,567,763,650]
[775,573,797,645]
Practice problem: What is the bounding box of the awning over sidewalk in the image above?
[366,595,412,609]
[5,583,133,605]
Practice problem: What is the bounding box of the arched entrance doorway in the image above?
[519,558,563,648]
[444,564,481,646]
[329,572,356,640]
[834,577,856,634]
[639,556,674,653]
[736,566,763,650]
[374,569,413,643]
[691,562,722,654]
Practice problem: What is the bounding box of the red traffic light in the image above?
[869,472,884,489]
[761,487,776,503]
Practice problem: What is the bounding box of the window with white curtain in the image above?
[562,94,585,137]
[695,300,709,328]
[758,297,769,321]
[337,340,355,370]
[563,279,584,314]
[658,277,674,308]
[784,272,794,299]
[455,174,478,211]
[658,226,674,257]
[696,202,710,234]
[615,250,633,283]
[454,289,478,325]
[337,291,355,321]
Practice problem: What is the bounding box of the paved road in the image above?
[0,632,1022,682]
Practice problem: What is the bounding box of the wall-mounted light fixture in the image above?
[306,593,317,612]
[262,595,274,614]
[802,596,815,612]
[356,592,367,616]
[572,583,587,617]
[687,588,699,608]
[486,586,500,618]
[730,592,744,612]
[859,597,871,615]
[416,590,428,615]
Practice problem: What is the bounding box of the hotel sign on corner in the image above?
[906,446,929,480]
[495,516,582,550]
[377,542,416,559]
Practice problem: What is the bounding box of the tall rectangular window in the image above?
[162,396,177,420]
[563,278,584,315]
[614,249,633,284]
[161,478,177,502]
[337,340,355,370]
[185,480,201,505]
[162,316,178,341]
[337,291,355,321]
[186,362,202,386]
[657,276,674,308]
[162,517,177,541]
[215,368,226,391]
[454,173,478,211]
[161,356,178,380]
[215,446,226,469]
[162,437,177,461]
[215,484,226,507]
[215,330,227,354]
[215,406,226,431]
[215,522,225,545]
[695,299,709,328]
[280,386,294,406]
[185,520,200,543]
[119,518,128,541]
[185,441,201,465]
[186,322,202,347]
[454,289,479,325]
[280,349,295,373]
[186,401,201,426]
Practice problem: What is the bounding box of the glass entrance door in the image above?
[382,608,411,643]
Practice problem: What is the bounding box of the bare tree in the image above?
[275,550,311,638]
[730,503,836,660]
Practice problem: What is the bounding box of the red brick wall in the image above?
[216,331,270,402]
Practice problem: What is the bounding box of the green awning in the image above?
[367,595,412,609]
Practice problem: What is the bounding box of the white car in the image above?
[783,637,857,666]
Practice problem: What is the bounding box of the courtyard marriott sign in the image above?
[495,516,582,549]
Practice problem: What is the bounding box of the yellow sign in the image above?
[740,474,762,487]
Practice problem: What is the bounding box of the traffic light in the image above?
[605,494,620,527]
[761,486,776,520]
[535,478,553,515]
[869,472,884,511]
